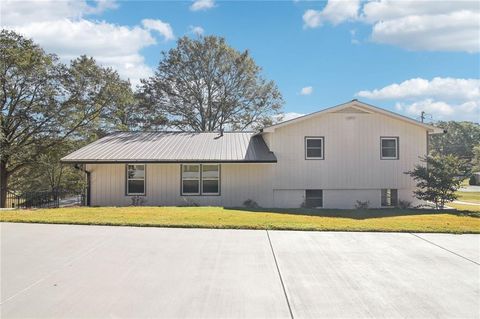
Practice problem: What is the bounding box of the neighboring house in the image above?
[62,100,442,208]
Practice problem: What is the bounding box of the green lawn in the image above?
[456,191,480,204]
[1,206,479,234]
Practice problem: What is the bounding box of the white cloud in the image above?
[357,77,480,101]
[395,99,479,121]
[358,77,480,121]
[303,0,360,28]
[142,19,175,41]
[190,0,215,11]
[370,10,480,53]
[300,86,313,95]
[190,26,205,36]
[303,0,480,52]
[2,0,174,87]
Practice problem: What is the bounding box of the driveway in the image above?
[1,223,479,318]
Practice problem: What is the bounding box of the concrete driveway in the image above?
[1,223,479,318]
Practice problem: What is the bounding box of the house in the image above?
[61,100,442,208]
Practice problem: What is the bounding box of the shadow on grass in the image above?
[224,207,480,220]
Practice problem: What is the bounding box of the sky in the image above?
[2,0,479,123]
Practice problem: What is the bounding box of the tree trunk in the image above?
[0,160,8,208]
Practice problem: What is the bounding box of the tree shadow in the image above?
[224,207,480,220]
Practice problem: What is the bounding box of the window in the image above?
[305,190,323,208]
[182,164,200,195]
[126,164,145,195]
[381,137,399,159]
[181,164,220,195]
[202,164,219,195]
[305,137,324,160]
[381,189,398,207]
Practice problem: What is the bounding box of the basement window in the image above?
[126,164,145,195]
[381,189,398,207]
[305,190,323,208]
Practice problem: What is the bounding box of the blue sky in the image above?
[2,0,479,122]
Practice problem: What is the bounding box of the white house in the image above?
[62,100,442,208]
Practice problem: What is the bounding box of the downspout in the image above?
[74,164,91,206]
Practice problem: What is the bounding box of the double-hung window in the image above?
[182,164,201,195]
[201,164,220,195]
[126,164,145,195]
[305,137,324,160]
[381,137,399,160]
[181,164,220,195]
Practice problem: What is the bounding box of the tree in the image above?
[138,36,283,132]
[0,30,130,207]
[430,121,480,160]
[472,145,480,173]
[405,155,470,209]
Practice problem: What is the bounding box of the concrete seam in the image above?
[410,233,479,266]
[266,230,294,319]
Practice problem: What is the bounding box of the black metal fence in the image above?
[5,190,86,209]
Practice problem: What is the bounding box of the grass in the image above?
[1,206,479,234]
[456,191,480,204]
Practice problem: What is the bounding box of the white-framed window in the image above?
[181,164,201,195]
[305,137,324,160]
[381,189,398,207]
[201,164,220,195]
[381,137,399,160]
[305,189,323,208]
[126,164,145,195]
[181,164,220,196]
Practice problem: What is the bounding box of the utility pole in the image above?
[421,111,425,123]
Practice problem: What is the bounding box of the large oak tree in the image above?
[138,36,283,132]
[0,30,132,207]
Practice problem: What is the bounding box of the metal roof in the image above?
[61,132,277,163]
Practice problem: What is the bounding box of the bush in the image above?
[398,200,411,209]
[469,175,477,186]
[355,200,370,209]
[243,199,260,209]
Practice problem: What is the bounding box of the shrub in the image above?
[398,200,411,209]
[469,175,477,186]
[243,199,260,209]
[131,196,145,206]
[355,200,370,209]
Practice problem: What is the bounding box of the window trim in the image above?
[125,164,146,196]
[380,137,399,160]
[305,136,325,160]
[381,189,398,207]
[181,164,221,196]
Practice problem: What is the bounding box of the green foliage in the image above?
[0,30,132,206]
[472,145,480,172]
[138,36,283,131]
[406,155,470,209]
[430,121,480,160]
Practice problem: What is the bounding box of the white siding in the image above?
[269,112,426,191]
[86,110,428,208]
[87,163,274,207]
[265,111,427,208]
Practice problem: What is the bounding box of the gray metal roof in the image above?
[61,132,277,163]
